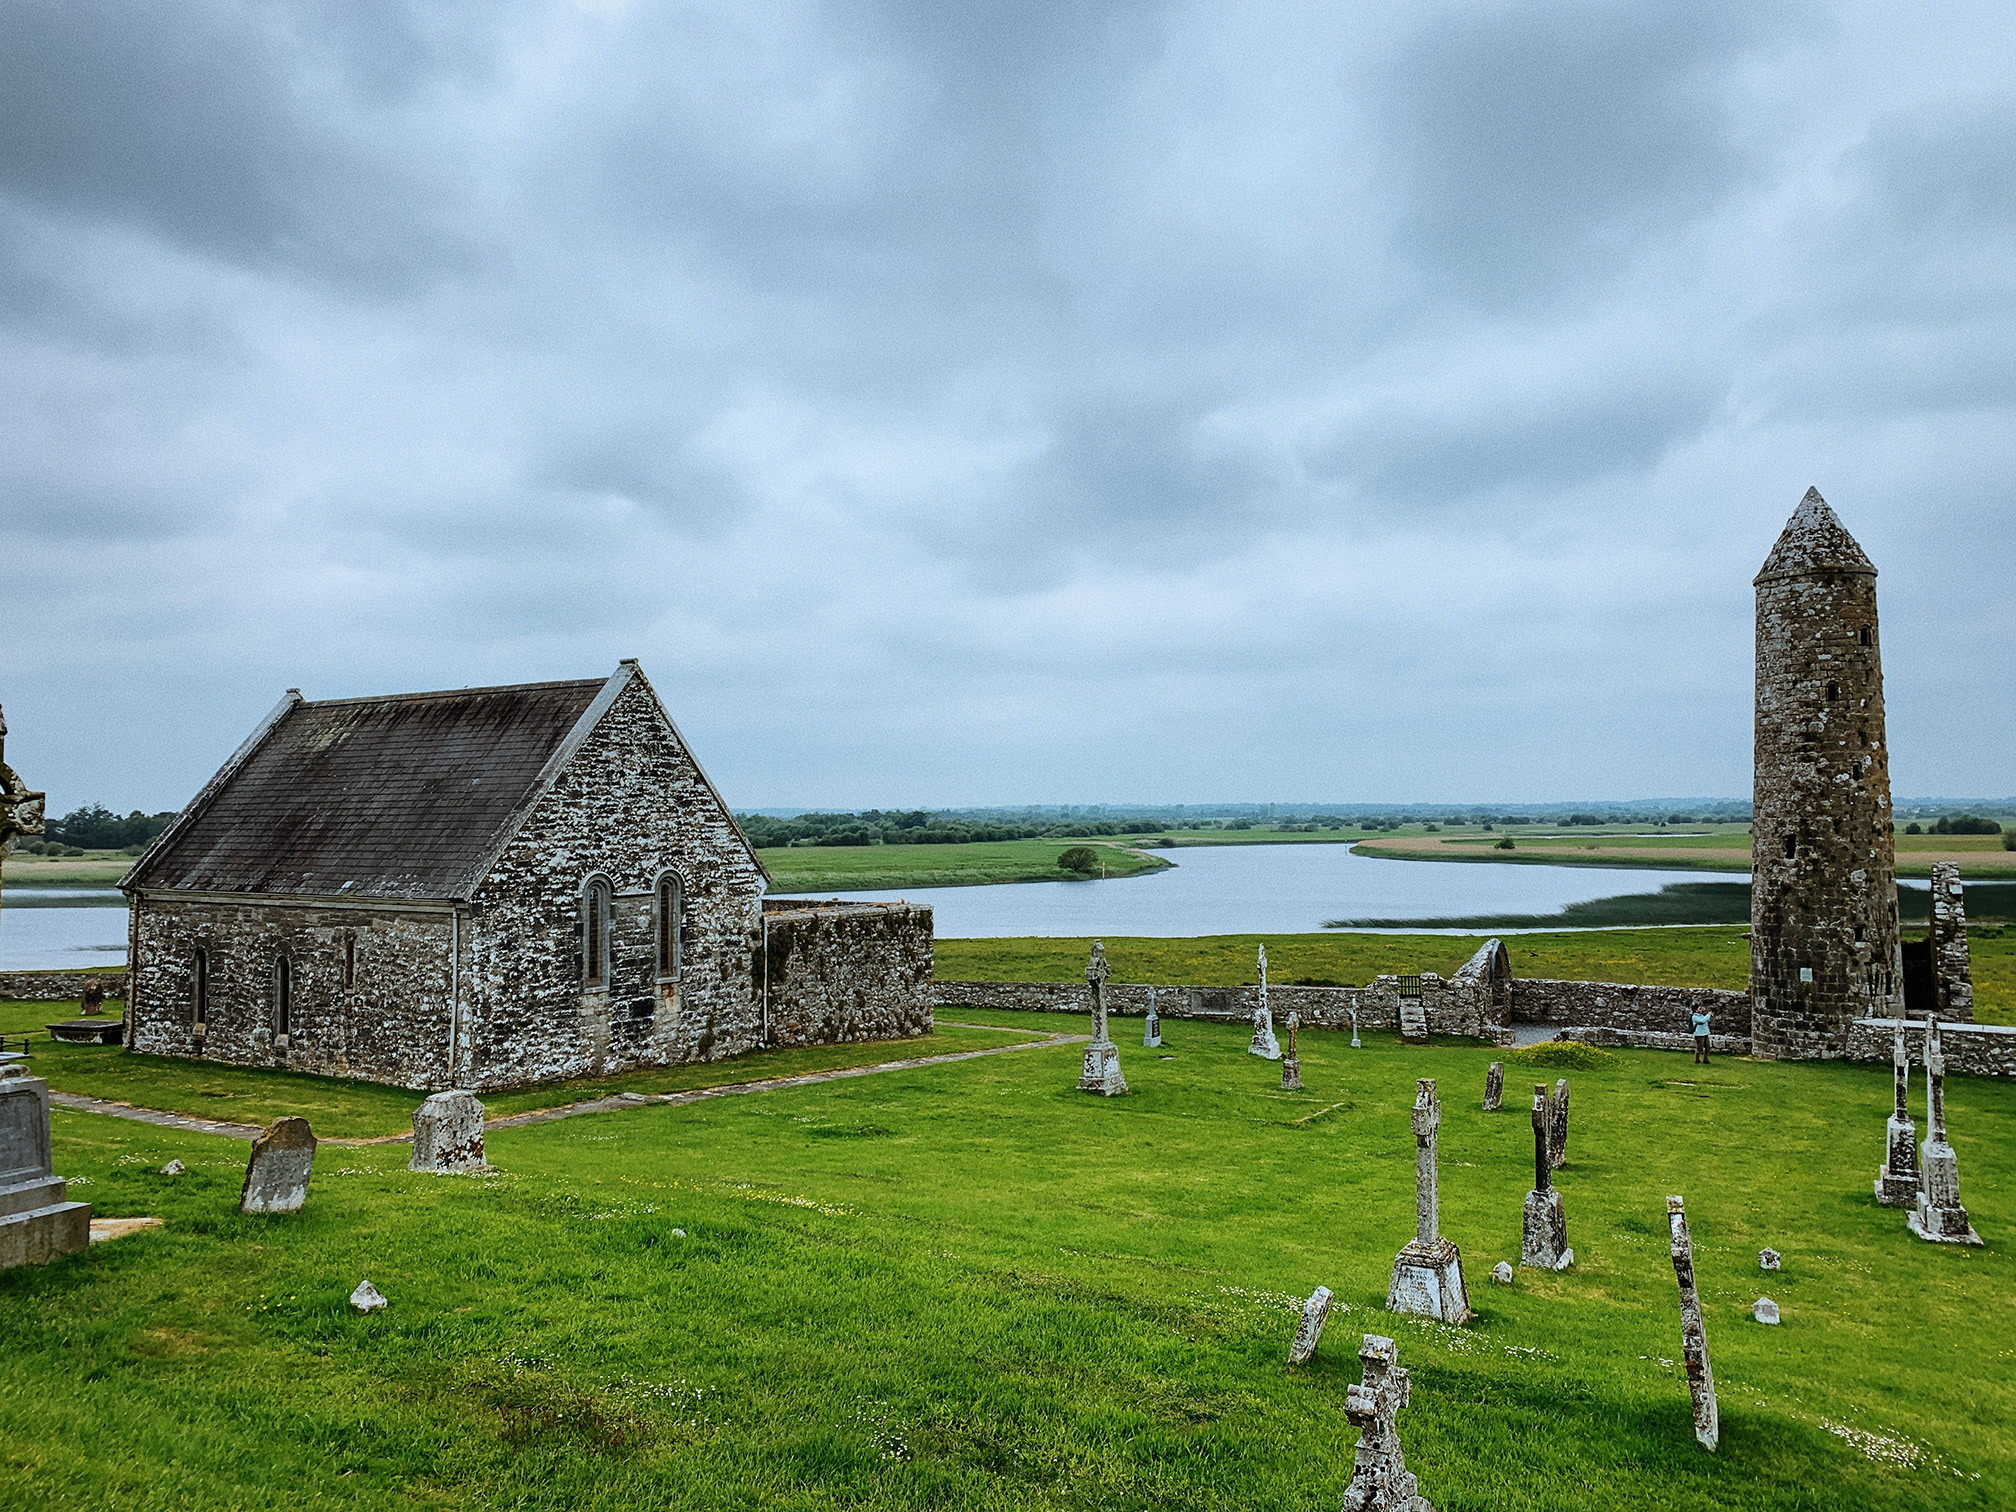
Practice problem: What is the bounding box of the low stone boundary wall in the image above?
[763,902,933,1047]
[1548,1026,1753,1056]
[1846,1018,2016,1078]
[0,969,128,1001]
[1511,980,1750,1036]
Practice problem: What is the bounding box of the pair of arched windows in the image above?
[581,874,684,988]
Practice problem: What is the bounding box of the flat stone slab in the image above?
[240,1117,316,1214]
[46,1020,121,1045]
[89,1216,163,1244]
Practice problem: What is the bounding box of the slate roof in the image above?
[129,677,609,900]
[1755,486,1876,583]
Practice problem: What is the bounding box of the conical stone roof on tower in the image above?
[1750,488,1902,1059]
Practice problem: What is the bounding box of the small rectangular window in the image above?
[275,957,292,1036]
[1783,834,1798,859]
[342,932,356,989]
[1859,627,1871,647]
[1798,966,1814,984]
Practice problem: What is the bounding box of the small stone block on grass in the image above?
[89,1216,163,1244]
[240,1116,317,1215]
[1759,1248,1781,1271]
[1753,1297,1781,1325]
[350,1279,388,1312]
[1490,1261,1513,1286]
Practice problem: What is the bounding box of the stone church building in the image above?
[119,662,931,1089]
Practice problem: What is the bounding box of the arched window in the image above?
[583,878,613,987]
[656,873,683,980]
[275,957,292,1037]
[193,948,209,1027]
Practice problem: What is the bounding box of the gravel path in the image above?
[45,1024,1084,1144]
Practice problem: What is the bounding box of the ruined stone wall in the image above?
[1510,981,1751,1035]
[466,676,766,1089]
[1751,552,1902,1058]
[761,902,933,1046]
[1928,862,1975,1022]
[127,897,456,1087]
[1846,1017,2016,1078]
[1543,1026,1754,1055]
[0,970,128,1002]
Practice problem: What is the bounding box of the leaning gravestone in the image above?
[1666,1195,1718,1450]
[1340,1334,1436,1511]
[1288,1284,1333,1364]
[409,1091,487,1174]
[1547,1078,1570,1169]
[0,1075,91,1270]
[1521,1083,1572,1270]
[1386,1078,1472,1323]
[240,1117,317,1215]
[1482,1061,1503,1112]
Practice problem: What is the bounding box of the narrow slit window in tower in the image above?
[275,957,292,1037]
[1783,834,1798,859]
[193,948,208,1026]
[1827,682,1840,701]
[342,932,356,989]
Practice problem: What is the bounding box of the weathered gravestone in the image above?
[1489,1261,1513,1286]
[1758,1248,1781,1272]
[1077,942,1128,1096]
[1281,1012,1303,1091]
[1874,1018,1919,1206]
[1142,986,1162,1048]
[409,1091,487,1174]
[1288,1284,1332,1364]
[1248,944,1281,1060]
[1547,1078,1569,1169]
[240,1116,317,1215]
[0,1075,91,1270]
[1521,1083,1572,1270]
[1667,1195,1718,1450]
[1908,1017,1981,1245]
[1481,1061,1503,1112]
[1386,1078,1472,1323]
[1752,1297,1781,1325]
[1340,1333,1436,1512]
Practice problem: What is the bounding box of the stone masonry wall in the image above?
[466,675,767,1090]
[1510,980,1752,1035]
[762,901,933,1047]
[0,969,128,1001]
[1751,519,1902,1058]
[1846,1017,2016,1078]
[128,897,457,1088]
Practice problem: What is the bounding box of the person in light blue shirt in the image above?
[1691,1008,1713,1064]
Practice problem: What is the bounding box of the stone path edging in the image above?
[46,1024,1085,1144]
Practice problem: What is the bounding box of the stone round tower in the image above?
[1750,487,1903,1058]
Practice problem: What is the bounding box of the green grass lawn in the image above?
[760,838,1171,892]
[6,1017,2010,1510]
[1,999,1051,1140]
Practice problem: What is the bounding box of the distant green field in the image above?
[760,837,1170,893]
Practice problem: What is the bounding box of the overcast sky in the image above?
[3,0,2012,815]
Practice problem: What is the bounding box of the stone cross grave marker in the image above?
[1340,1333,1436,1512]
[0,1075,90,1270]
[1248,943,1282,1059]
[240,1116,317,1214]
[1386,1078,1472,1323]
[1521,1083,1571,1269]
[1667,1195,1718,1450]
[1908,1017,1981,1244]
[1076,941,1128,1096]
[1874,1019,1920,1206]
[1547,1078,1570,1169]
[1482,1061,1503,1112]
[1281,1012,1303,1090]
[409,1091,488,1174]
[1142,985,1162,1048]
[1288,1283,1332,1364]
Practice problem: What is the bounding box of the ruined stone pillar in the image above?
[1522,1084,1571,1269]
[1750,488,1903,1058]
[1281,1012,1302,1090]
[1482,1061,1503,1112]
[1547,1078,1569,1169]
[1248,943,1281,1059]
[1667,1195,1718,1451]
[1908,1017,1980,1244]
[1928,863,1975,1022]
[1077,941,1128,1096]
[1386,1078,1471,1323]
[1874,1019,1918,1206]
